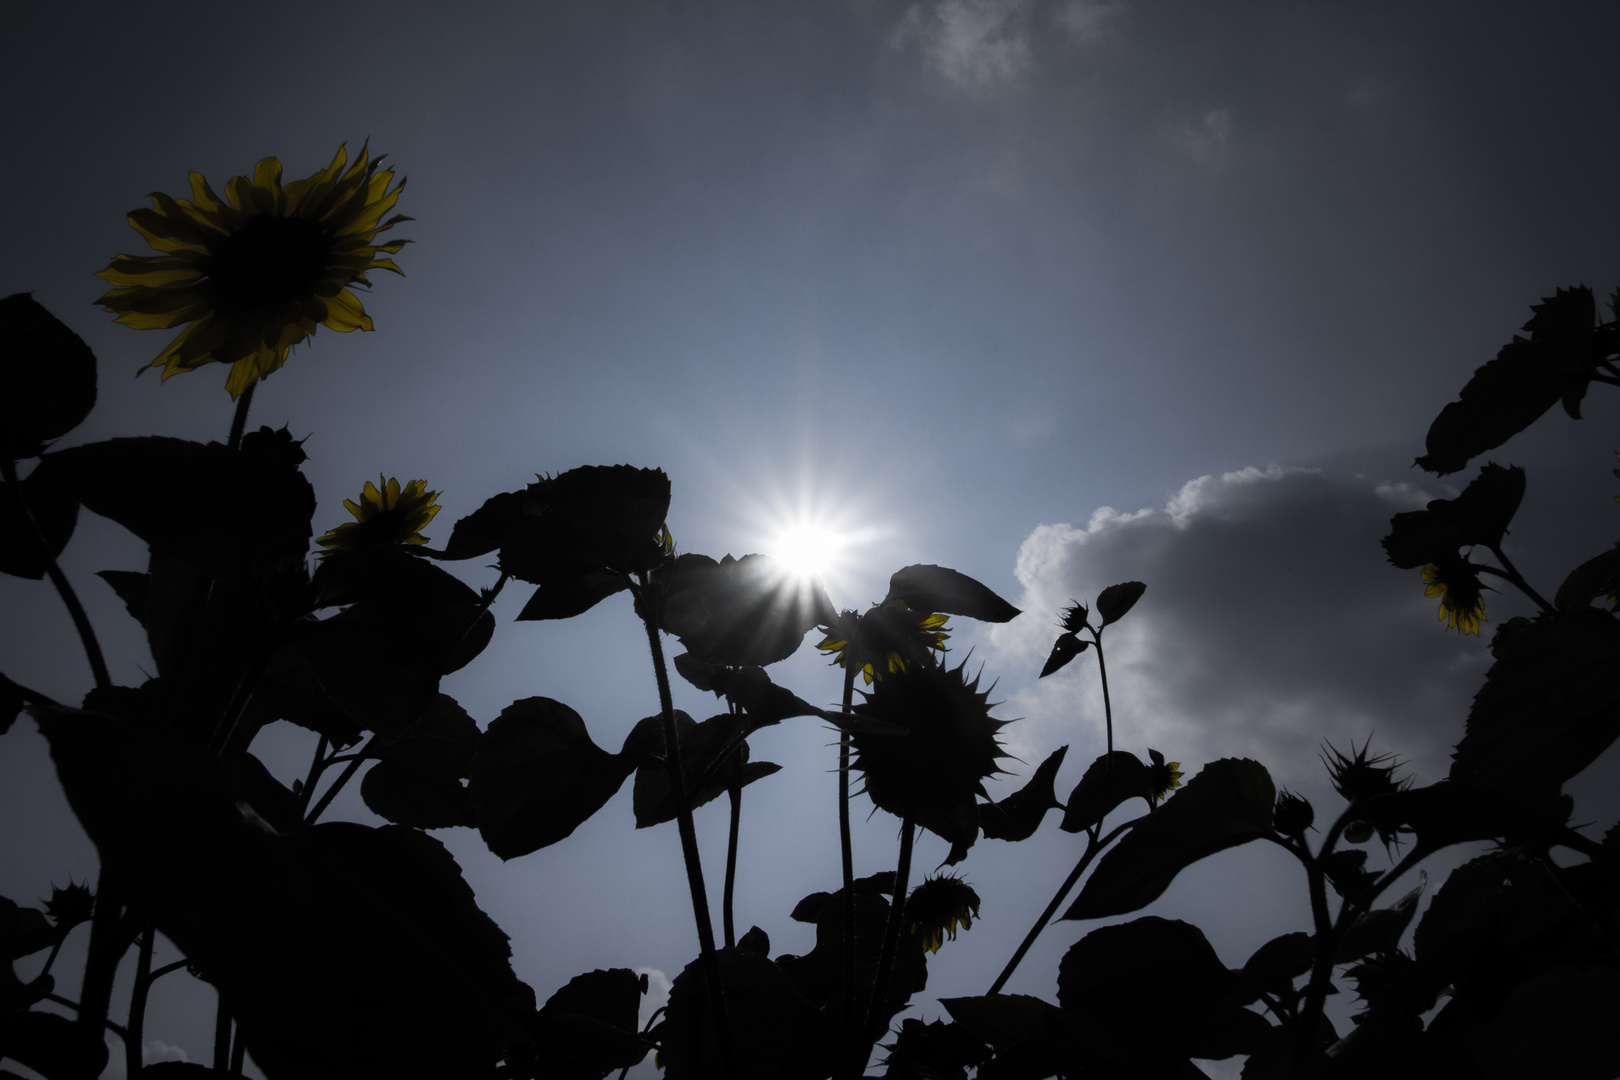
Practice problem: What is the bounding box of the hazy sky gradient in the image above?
[4,3,1620,1076]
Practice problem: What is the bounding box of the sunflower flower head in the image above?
[904,874,982,954]
[817,600,950,685]
[96,144,410,399]
[317,476,440,556]
[850,659,1010,852]
[1147,748,1183,802]
[1422,555,1486,635]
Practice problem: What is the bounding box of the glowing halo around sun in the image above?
[770,523,846,581]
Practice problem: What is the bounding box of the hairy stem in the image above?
[1,458,110,689]
[838,662,857,1079]
[863,817,914,1069]
[125,926,154,1080]
[75,872,125,1043]
[635,578,735,1080]
[1093,630,1114,755]
[988,814,1142,994]
[724,783,741,950]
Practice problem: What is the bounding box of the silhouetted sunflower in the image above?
[850,659,1009,851]
[1422,557,1486,635]
[96,145,409,399]
[905,874,981,954]
[1147,749,1183,802]
[818,600,949,685]
[317,477,440,555]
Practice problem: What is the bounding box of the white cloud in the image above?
[989,465,1495,788]
[1170,107,1234,167]
[636,965,671,1031]
[891,0,1035,92]
[1051,0,1119,45]
[101,1037,190,1079]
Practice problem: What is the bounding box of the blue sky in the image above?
[4,3,1620,1076]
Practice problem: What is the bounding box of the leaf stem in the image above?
[988,814,1142,995]
[42,993,129,1040]
[0,458,110,689]
[1092,629,1114,755]
[1479,546,1554,612]
[297,735,330,814]
[304,733,378,824]
[862,817,914,1068]
[633,576,736,1080]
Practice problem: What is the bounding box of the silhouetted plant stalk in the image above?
[225,382,256,452]
[1477,546,1554,612]
[863,817,914,1068]
[126,926,155,1079]
[305,733,380,824]
[987,814,1142,995]
[634,573,737,1080]
[837,661,857,1078]
[724,782,741,949]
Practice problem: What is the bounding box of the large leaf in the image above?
[1057,917,1262,1064]
[1094,581,1146,626]
[1059,751,1151,834]
[1065,758,1276,919]
[1450,609,1620,796]
[980,745,1069,842]
[941,993,1066,1050]
[1416,287,1601,475]
[469,697,635,859]
[885,564,1021,623]
[34,704,534,1080]
[40,429,314,585]
[0,463,78,580]
[628,711,779,828]
[657,947,834,1080]
[514,569,628,621]
[498,466,671,584]
[1381,463,1527,568]
[532,968,650,1078]
[0,293,97,460]
[361,695,482,830]
[660,553,832,666]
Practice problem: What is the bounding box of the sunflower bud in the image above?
[904,874,982,954]
[1273,791,1315,836]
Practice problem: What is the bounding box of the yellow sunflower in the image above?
[317,477,440,556]
[904,874,981,954]
[817,600,950,685]
[1422,561,1486,635]
[1147,749,1183,802]
[96,144,409,399]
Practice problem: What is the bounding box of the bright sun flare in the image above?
[772,524,845,580]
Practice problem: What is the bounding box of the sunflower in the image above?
[904,874,981,954]
[1147,749,1182,802]
[1422,558,1486,635]
[316,477,440,556]
[849,659,1009,852]
[817,600,950,685]
[96,144,409,399]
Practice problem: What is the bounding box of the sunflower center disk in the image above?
[206,214,335,320]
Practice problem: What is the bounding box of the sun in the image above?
[771,523,845,580]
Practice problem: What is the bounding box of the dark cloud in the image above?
[991,464,1505,786]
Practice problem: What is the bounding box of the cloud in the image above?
[102,1038,189,1079]
[988,465,1495,789]
[891,0,1035,92]
[1051,0,1119,45]
[636,966,672,1031]
[1169,107,1234,167]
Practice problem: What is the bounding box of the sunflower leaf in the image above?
[979,745,1069,841]
[1095,581,1147,626]
[884,563,1021,623]
[1039,633,1088,678]
[660,553,833,666]
[468,697,635,859]
[0,294,98,461]
[1060,751,1150,834]
[1065,758,1276,919]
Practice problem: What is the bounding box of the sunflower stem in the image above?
[213,992,232,1073]
[1093,628,1114,756]
[863,817,914,1069]
[1296,811,1353,1051]
[838,662,858,1080]
[0,458,110,690]
[226,382,257,451]
[634,576,736,1080]
[987,814,1141,995]
[76,870,126,1045]
[1479,547,1554,613]
[724,782,741,950]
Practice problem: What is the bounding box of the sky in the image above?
[4,2,1620,1076]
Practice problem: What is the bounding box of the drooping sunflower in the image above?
[904,874,982,954]
[849,658,1009,853]
[1422,556,1486,635]
[316,477,440,556]
[817,600,950,685]
[96,145,409,399]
